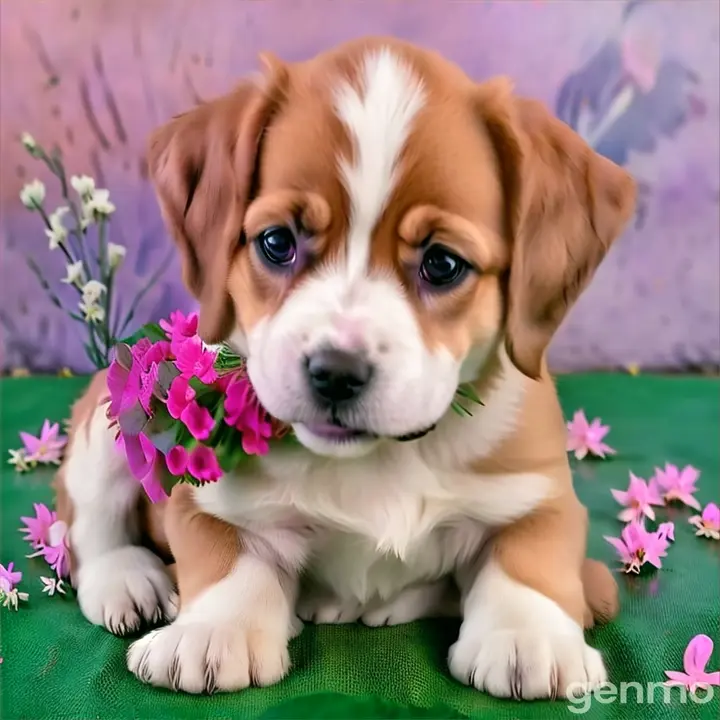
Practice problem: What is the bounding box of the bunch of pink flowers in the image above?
[606,463,719,574]
[106,311,288,502]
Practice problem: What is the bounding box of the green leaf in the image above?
[118,321,167,347]
[455,382,484,406]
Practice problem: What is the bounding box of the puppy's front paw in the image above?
[448,626,607,700]
[450,561,607,700]
[127,620,289,693]
[77,546,177,635]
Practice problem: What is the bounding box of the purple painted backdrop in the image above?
[1,0,718,371]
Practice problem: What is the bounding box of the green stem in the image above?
[97,218,113,359]
[34,201,76,267]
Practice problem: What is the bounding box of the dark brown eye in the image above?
[256,226,297,267]
[419,245,469,287]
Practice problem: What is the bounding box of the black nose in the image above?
[306,348,373,404]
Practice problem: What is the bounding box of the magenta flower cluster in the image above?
[106,310,277,501]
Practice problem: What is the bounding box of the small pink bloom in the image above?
[180,400,214,441]
[167,376,196,419]
[224,376,273,456]
[604,521,671,574]
[652,463,702,510]
[166,445,189,476]
[29,520,69,579]
[187,445,223,483]
[657,521,675,543]
[19,419,67,465]
[664,634,720,692]
[566,410,615,460]
[611,472,664,523]
[107,349,143,416]
[689,503,720,540]
[175,336,217,384]
[115,432,168,503]
[140,340,173,370]
[19,503,57,549]
[0,562,22,593]
[160,310,199,354]
[138,362,159,414]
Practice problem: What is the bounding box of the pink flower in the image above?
[19,503,57,549]
[160,310,199,354]
[29,520,70,579]
[166,445,189,476]
[187,445,223,483]
[657,521,675,543]
[566,410,615,460]
[224,376,273,456]
[664,634,720,692]
[611,472,665,523]
[107,348,143,416]
[652,463,702,510]
[604,521,671,574]
[167,376,196,419]
[138,362,159,414]
[117,433,168,503]
[180,401,214,441]
[689,503,720,540]
[175,336,217,384]
[0,562,22,594]
[140,340,172,370]
[19,420,67,465]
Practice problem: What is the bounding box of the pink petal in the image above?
[604,536,632,564]
[611,489,629,505]
[618,508,638,523]
[677,492,702,511]
[574,446,589,460]
[698,671,720,686]
[684,635,714,676]
[19,432,41,454]
[703,503,720,526]
[664,670,692,687]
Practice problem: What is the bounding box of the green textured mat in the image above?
[1,375,718,719]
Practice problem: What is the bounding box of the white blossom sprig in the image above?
[18,133,172,369]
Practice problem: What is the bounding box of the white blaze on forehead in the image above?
[334,49,426,280]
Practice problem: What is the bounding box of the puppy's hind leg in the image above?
[58,372,177,635]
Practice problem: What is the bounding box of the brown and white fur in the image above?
[55,37,634,700]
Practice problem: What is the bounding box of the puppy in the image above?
[55,36,634,699]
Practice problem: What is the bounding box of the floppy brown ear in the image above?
[476,79,636,378]
[147,61,287,343]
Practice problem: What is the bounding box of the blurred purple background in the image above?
[1,0,718,372]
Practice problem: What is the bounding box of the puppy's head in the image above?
[148,38,635,459]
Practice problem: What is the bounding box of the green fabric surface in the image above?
[1,374,718,720]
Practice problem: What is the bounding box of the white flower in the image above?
[45,206,70,250]
[70,174,96,198]
[20,132,37,153]
[0,588,29,611]
[61,260,85,287]
[7,448,33,473]
[108,242,126,270]
[85,188,116,217]
[19,179,46,209]
[40,576,67,597]
[81,280,106,304]
[79,300,105,324]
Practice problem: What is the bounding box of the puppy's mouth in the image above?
[300,420,435,444]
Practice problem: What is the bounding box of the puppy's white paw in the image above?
[127,620,289,693]
[449,560,607,700]
[449,626,607,700]
[77,546,177,635]
[296,593,362,624]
